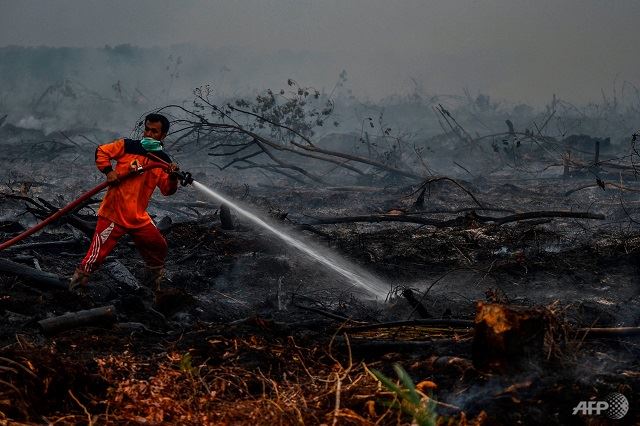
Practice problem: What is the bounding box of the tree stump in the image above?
[220,204,235,230]
[472,302,549,372]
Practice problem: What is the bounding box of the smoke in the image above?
[1,1,640,107]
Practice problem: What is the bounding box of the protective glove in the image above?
[167,163,180,179]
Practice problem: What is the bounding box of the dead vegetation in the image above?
[1,84,640,424]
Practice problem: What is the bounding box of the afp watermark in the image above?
[572,393,629,419]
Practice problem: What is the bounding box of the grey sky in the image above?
[1,0,639,105]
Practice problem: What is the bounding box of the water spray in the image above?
[149,154,387,298]
[190,181,388,299]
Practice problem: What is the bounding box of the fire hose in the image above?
[0,160,193,252]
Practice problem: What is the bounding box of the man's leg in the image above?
[69,217,126,290]
[129,222,168,292]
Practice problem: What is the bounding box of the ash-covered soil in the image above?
[1,133,639,424]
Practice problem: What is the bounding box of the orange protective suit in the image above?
[95,138,178,228]
[75,138,178,274]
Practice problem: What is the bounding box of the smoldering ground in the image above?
[1,82,640,423]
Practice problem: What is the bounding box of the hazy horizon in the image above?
[1,1,639,106]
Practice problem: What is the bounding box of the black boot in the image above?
[144,265,165,302]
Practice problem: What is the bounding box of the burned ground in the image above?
[1,163,640,424]
[1,104,640,425]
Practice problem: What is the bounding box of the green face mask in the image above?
[140,137,163,152]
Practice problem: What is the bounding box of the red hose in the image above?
[0,162,170,251]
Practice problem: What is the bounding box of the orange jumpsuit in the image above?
[78,138,178,273]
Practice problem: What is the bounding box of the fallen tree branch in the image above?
[565,181,640,196]
[577,326,640,338]
[335,337,465,353]
[160,103,425,183]
[304,210,605,227]
[254,139,328,184]
[295,224,334,239]
[3,238,82,252]
[405,177,485,208]
[235,160,312,185]
[344,319,474,333]
[38,305,116,334]
[288,140,415,179]
[8,193,97,237]
[0,258,67,289]
[218,137,369,177]
[293,304,367,324]
[407,207,516,215]
[475,210,605,225]
[305,214,446,226]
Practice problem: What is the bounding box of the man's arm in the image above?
[157,167,179,196]
[95,139,125,184]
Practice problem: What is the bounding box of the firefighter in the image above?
[69,113,179,296]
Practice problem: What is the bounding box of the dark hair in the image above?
[145,113,170,134]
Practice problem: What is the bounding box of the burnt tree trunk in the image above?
[0,258,67,289]
[220,204,235,230]
[472,302,549,372]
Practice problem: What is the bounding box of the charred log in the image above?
[38,305,116,334]
[0,258,67,289]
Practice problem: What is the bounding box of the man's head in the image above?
[143,113,170,141]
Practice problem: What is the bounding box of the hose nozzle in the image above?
[175,170,194,186]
